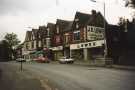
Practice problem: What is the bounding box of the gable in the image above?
[86,12,108,28]
[24,31,31,42]
[72,11,91,30]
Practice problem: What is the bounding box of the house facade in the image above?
[38,26,47,49]
[23,31,32,60]
[22,27,46,60]
[63,21,73,58]
[51,19,67,60]
[46,23,55,48]
[69,11,106,65]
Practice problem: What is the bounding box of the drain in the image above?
[87,68,97,70]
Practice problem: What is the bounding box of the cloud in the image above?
[0,0,55,15]
[0,0,29,15]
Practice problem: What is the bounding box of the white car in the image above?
[59,57,74,64]
[16,58,26,62]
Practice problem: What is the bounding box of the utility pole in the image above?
[90,0,112,66]
[103,2,108,59]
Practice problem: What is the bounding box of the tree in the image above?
[125,0,135,8]
[0,40,10,61]
[4,33,20,60]
[118,17,130,32]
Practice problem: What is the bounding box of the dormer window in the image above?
[47,28,50,36]
[56,26,59,34]
[38,33,41,38]
[75,18,79,22]
[76,23,79,29]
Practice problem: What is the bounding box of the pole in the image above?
[103,2,112,66]
[103,2,108,58]
[20,61,23,71]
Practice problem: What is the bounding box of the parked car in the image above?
[59,57,74,64]
[34,56,50,63]
[16,58,26,62]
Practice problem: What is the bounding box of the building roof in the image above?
[32,29,38,38]
[38,26,47,38]
[72,11,92,29]
[86,11,108,28]
[47,23,55,28]
[63,21,73,32]
[56,19,73,32]
[47,23,55,31]
[72,10,108,29]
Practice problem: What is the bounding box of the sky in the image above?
[0,0,134,42]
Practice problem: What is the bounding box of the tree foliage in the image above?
[0,40,10,61]
[4,33,20,48]
[118,17,126,26]
[4,33,20,60]
[125,0,135,8]
[118,17,130,32]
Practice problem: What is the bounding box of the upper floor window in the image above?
[56,36,61,43]
[74,31,80,41]
[56,26,59,34]
[91,27,94,32]
[38,33,41,39]
[64,33,69,43]
[31,32,35,40]
[31,41,34,49]
[26,43,29,49]
[46,38,51,47]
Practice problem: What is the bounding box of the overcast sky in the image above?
[0,0,134,42]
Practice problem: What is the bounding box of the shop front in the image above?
[51,46,63,60]
[70,40,105,62]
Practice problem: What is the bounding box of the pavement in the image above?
[0,62,55,90]
[51,60,135,71]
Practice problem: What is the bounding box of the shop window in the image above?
[91,27,94,32]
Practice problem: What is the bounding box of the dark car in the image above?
[34,56,50,63]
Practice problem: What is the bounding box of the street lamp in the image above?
[90,0,111,65]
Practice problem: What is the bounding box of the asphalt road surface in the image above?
[1,62,135,90]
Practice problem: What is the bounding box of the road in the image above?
[1,62,135,90]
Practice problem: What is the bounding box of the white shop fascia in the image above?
[50,46,63,51]
[70,40,104,50]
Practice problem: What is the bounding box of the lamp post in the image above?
[103,2,108,60]
[90,0,111,65]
